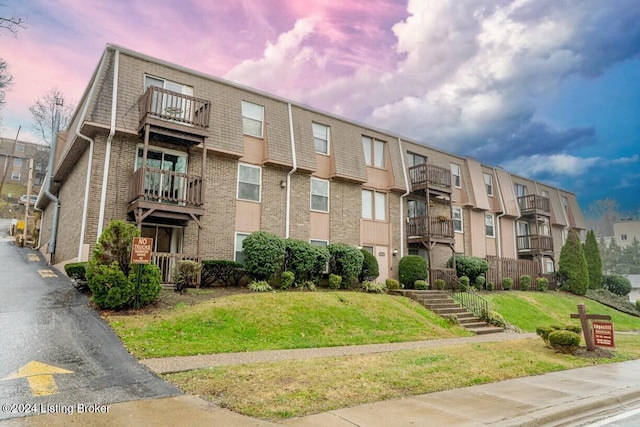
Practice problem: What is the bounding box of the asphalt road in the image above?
[0,232,180,421]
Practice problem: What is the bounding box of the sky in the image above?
[1,0,639,216]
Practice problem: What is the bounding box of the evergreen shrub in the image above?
[398,255,428,289]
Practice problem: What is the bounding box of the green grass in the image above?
[482,290,640,332]
[108,292,472,358]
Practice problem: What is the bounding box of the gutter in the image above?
[96,49,120,238]
[285,103,297,239]
[398,138,410,258]
[493,168,507,258]
[41,98,63,257]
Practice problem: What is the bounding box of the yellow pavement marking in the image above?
[38,269,58,278]
[1,361,74,396]
[28,254,40,262]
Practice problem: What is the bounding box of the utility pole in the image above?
[22,158,34,245]
[0,126,21,200]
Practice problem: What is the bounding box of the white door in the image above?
[375,246,389,283]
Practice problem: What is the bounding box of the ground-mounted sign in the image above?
[130,237,153,264]
[593,321,615,348]
[570,304,613,351]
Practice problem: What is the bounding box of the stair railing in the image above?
[441,270,489,319]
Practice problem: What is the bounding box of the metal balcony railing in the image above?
[128,167,203,207]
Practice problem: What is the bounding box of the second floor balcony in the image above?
[516,234,554,254]
[407,215,454,243]
[518,194,550,216]
[408,163,452,194]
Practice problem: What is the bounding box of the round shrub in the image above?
[501,277,513,290]
[280,271,295,290]
[86,262,133,310]
[434,279,446,290]
[603,274,632,296]
[172,260,201,291]
[129,263,162,308]
[520,275,532,291]
[284,239,319,283]
[243,232,286,281]
[548,330,581,353]
[65,262,87,281]
[398,255,428,289]
[486,281,494,291]
[446,255,489,282]
[385,278,400,290]
[361,281,387,293]
[536,326,554,346]
[359,249,379,282]
[327,243,364,283]
[536,277,549,292]
[309,244,330,281]
[458,276,470,292]
[474,275,486,290]
[414,280,428,290]
[328,273,343,290]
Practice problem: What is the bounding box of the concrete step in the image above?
[457,317,482,325]
[424,303,461,310]
[467,326,505,335]
[431,307,468,315]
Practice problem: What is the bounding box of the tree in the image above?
[603,239,623,274]
[620,237,640,274]
[29,89,75,146]
[558,229,589,296]
[0,4,26,121]
[582,230,603,289]
[0,4,26,34]
[0,58,10,110]
[585,198,620,238]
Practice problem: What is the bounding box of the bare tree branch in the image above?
[29,89,76,146]
[0,3,26,35]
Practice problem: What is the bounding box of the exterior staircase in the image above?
[391,290,504,335]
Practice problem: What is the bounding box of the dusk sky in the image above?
[1,0,639,216]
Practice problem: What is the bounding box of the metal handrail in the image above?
[440,269,489,318]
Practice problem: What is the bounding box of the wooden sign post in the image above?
[570,304,612,351]
[130,237,153,309]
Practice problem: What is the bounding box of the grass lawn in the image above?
[107,291,472,358]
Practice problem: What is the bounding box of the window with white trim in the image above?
[540,189,549,198]
[241,101,264,138]
[561,196,569,217]
[621,234,628,241]
[483,173,493,196]
[312,122,330,155]
[13,158,22,167]
[515,183,527,197]
[16,143,25,153]
[485,213,495,237]
[407,200,427,218]
[362,190,386,221]
[11,172,19,180]
[407,152,427,167]
[452,207,463,233]
[144,75,194,121]
[546,259,555,273]
[237,164,261,202]
[310,178,329,212]
[450,163,461,188]
[362,136,386,168]
[235,232,250,263]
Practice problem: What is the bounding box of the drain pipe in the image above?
[493,168,506,258]
[76,50,109,261]
[42,98,63,257]
[285,103,297,238]
[96,49,120,238]
[398,138,410,258]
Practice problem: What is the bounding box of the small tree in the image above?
[398,255,428,289]
[558,229,589,296]
[359,249,379,282]
[583,230,603,289]
[242,231,285,281]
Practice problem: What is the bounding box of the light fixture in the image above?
[280,180,286,188]
[392,249,398,256]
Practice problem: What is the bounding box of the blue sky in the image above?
[1,0,639,216]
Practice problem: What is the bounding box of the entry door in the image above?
[375,246,389,283]
[137,148,187,203]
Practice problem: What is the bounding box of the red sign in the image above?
[130,237,153,264]
[593,321,615,348]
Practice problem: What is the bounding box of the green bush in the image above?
[86,262,133,310]
[603,274,632,296]
[243,232,286,281]
[536,326,555,345]
[536,277,549,292]
[130,264,162,307]
[201,260,245,286]
[636,300,640,311]
[328,273,343,290]
[327,243,364,283]
[434,278,446,290]
[501,277,513,290]
[65,262,87,281]
[398,255,428,289]
[458,276,470,292]
[284,239,321,283]
[91,220,140,276]
[549,330,581,353]
[520,275,531,291]
[172,260,201,291]
[298,280,316,291]
[474,275,486,290]
[385,278,400,290]
[359,249,380,282]
[481,310,506,328]
[447,255,489,282]
[361,281,387,293]
[583,230,603,289]
[586,289,640,317]
[248,280,273,292]
[558,229,589,296]
[414,280,428,290]
[309,244,330,282]
[537,325,582,347]
[280,271,295,290]
[486,281,494,291]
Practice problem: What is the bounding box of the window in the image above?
[362,245,374,254]
[16,143,25,153]
[540,189,549,198]
[35,162,42,171]
[241,101,264,138]
[312,123,330,155]
[310,178,329,212]
[483,173,493,196]
[546,259,555,273]
[539,217,551,236]
[144,75,194,121]
[362,190,386,221]
[13,158,22,167]
[237,164,261,202]
[516,221,530,236]
[235,233,250,263]
[11,172,19,180]
[514,183,527,197]
[407,200,427,218]
[362,136,385,168]
[621,234,628,241]
[450,163,461,188]
[407,152,427,167]
[485,213,495,237]
[561,196,569,217]
[453,207,463,232]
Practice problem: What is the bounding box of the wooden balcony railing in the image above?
[407,215,454,240]
[152,252,200,284]
[128,167,203,206]
[516,234,554,253]
[518,194,550,215]
[408,163,452,191]
[139,86,211,130]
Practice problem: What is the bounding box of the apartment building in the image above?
[0,138,49,190]
[38,45,586,284]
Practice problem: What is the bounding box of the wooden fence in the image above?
[486,256,556,290]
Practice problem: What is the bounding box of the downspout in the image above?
[42,98,63,258]
[285,103,297,238]
[96,49,120,238]
[398,138,410,258]
[493,168,506,258]
[76,50,110,261]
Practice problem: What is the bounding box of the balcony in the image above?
[516,234,554,254]
[408,163,452,194]
[407,215,455,243]
[127,167,205,221]
[518,194,550,216]
[138,86,211,144]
